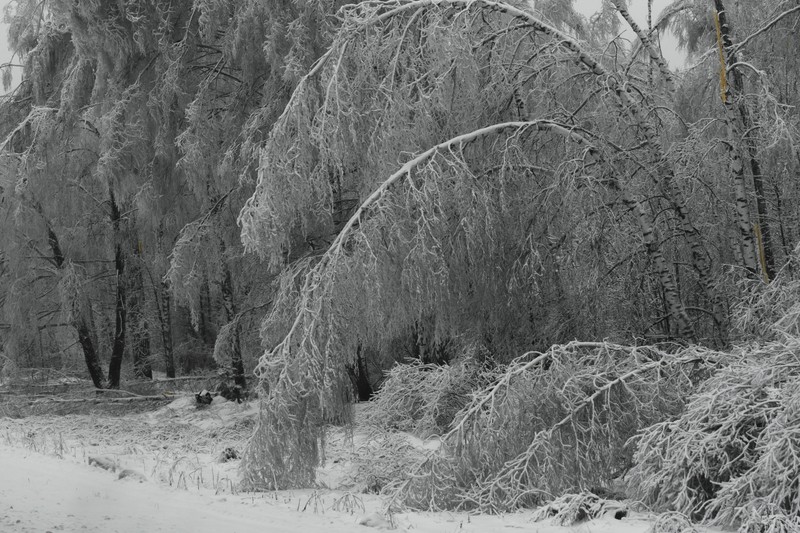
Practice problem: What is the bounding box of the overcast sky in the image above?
[0,0,683,95]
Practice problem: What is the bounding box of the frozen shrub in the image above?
[629,341,800,524]
[629,247,800,525]
[531,492,606,525]
[649,512,698,533]
[363,355,498,437]
[738,506,800,533]
[388,341,711,512]
[734,244,800,341]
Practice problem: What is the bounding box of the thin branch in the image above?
[608,0,675,93]
[732,5,800,55]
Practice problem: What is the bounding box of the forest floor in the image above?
[0,394,728,532]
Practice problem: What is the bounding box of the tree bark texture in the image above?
[130,246,152,379]
[106,192,126,390]
[221,264,247,390]
[159,281,176,378]
[714,0,776,281]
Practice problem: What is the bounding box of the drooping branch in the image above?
[242,118,696,489]
[240,0,717,329]
[266,120,691,357]
[731,5,800,56]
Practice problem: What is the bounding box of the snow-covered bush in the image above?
[733,244,800,342]
[649,512,699,533]
[530,492,607,525]
[363,356,498,437]
[630,250,800,525]
[629,345,800,524]
[388,341,712,512]
[737,506,800,533]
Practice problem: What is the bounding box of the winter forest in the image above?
[1,0,800,531]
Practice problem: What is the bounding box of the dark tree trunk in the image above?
[130,245,152,379]
[106,192,126,389]
[132,319,153,379]
[349,345,373,402]
[159,281,176,378]
[76,319,105,389]
[44,222,105,388]
[154,224,176,378]
[221,264,246,390]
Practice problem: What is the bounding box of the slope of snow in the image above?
[0,442,731,533]
[0,443,372,533]
[0,396,730,532]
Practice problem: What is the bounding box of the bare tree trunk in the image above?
[130,243,152,379]
[154,224,176,378]
[106,191,126,389]
[348,345,373,402]
[221,264,246,390]
[610,0,674,92]
[159,281,176,378]
[75,315,105,389]
[714,0,776,281]
[39,215,107,388]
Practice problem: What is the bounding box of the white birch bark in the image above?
[609,0,675,93]
[714,6,759,273]
[714,0,775,281]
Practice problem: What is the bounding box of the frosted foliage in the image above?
[212,320,236,368]
[530,492,608,526]
[166,220,219,328]
[649,512,699,533]
[239,1,608,269]
[239,0,697,494]
[363,356,499,438]
[56,262,85,324]
[630,342,800,525]
[389,342,711,512]
[733,244,800,341]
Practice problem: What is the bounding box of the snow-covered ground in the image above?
[0,396,726,532]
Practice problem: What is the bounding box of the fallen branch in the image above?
[27,394,174,404]
[150,375,217,383]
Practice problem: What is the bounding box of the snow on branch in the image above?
[387,341,718,512]
[238,0,708,492]
[731,5,800,56]
[239,118,625,490]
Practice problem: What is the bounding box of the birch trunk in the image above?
[714,0,775,281]
[610,0,674,93]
